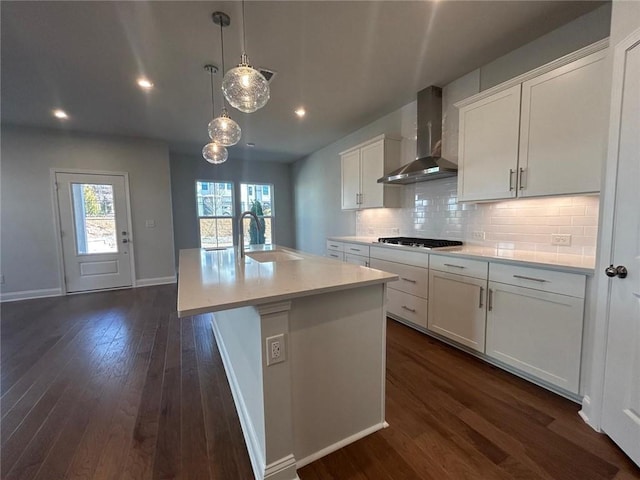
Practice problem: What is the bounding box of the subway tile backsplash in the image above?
[356,177,599,256]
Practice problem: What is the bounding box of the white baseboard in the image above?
[295,421,389,469]
[135,275,176,287]
[0,288,62,303]
[210,316,271,480]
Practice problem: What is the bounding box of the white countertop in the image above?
[177,245,398,317]
[329,236,596,274]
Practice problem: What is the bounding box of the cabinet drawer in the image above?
[489,263,585,298]
[343,242,370,256]
[430,255,488,279]
[344,253,369,267]
[370,246,428,267]
[369,258,428,299]
[326,250,344,261]
[387,288,428,329]
[326,240,344,252]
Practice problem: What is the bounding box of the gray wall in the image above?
[292,110,404,256]
[170,153,294,260]
[0,126,176,295]
[292,4,611,255]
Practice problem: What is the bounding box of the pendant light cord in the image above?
[241,0,247,54]
[219,20,226,76]
[209,69,215,118]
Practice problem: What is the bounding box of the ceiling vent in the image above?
[258,68,276,83]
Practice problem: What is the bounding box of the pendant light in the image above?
[202,64,228,164]
[221,1,270,113]
[209,12,241,147]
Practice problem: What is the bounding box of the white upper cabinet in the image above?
[457,85,522,202]
[519,50,607,197]
[340,135,401,210]
[455,41,608,202]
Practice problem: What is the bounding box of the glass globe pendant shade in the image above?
[202,142,228,164]
[222,54,270,113]
[208,108,242,146]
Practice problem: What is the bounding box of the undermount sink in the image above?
[245,250,303,263]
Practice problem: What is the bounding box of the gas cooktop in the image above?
[377,237,463,249]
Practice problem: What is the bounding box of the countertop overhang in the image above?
[177,245,398,318]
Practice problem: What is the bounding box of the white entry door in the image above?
[600,29,640,466]
[56,172,133,293]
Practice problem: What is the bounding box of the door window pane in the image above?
[71,183,117,254]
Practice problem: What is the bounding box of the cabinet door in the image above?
[486,282,583,393]
[428,270,487,352]
[344,253,369,267]
[519,50,607,197]
[458,85,521,202]
[359,140,385,208]
[341,149,360,209]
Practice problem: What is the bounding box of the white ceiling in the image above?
[1,1,603,163]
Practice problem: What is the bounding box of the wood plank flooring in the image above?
[1,285,638,479]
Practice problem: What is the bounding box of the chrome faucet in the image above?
[238,211,262,258]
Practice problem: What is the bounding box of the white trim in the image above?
[455,38,609,108]
[51,168,137,293]
[135,276,176,287]
[582,27,640,433]
[295,422,389,469]
[210,316,267,480]
[0,288,62,303]
[264,455,299,480]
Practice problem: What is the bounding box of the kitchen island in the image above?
[177,246,397,480]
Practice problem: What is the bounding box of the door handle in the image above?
[122,239,128,244]
[605,265,628,278]
[488,289,493,311]
[509,169,515,191]
[479,286,484,308]
[519,167,526,190]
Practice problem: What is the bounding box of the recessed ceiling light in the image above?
[246,142,256,148]
[53,109,68,120]
[137,77,154,90]
[294,107,306,118]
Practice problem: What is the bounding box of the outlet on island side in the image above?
[551,234,572,246]
[266,334,286,366]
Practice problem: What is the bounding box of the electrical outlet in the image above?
[551,234,572,246]
[266,334,286,366]
[145,219,156,228]
[471,231,485,241]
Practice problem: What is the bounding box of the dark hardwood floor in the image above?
[1,285,638,480]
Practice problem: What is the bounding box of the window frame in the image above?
[195,179,235,249]
[239,182,275,246]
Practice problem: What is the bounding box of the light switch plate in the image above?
[145,219,156,228]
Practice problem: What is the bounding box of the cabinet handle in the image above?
[329,254,340,258]
[479,286,484,308]
[329,244,339,248]
[350,248,361,252]
[509,169,515,191]
[519,167,526,190]
[359,193,364,205]
[401,305,416,313]
[513,274,548,283]
[400,277,417,283]
[444,263,465,269]
[365,261,369,267]
[488,289,493,311]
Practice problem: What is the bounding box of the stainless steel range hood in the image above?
[378,86,457,185]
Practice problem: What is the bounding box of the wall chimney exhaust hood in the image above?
[378,86,457,185]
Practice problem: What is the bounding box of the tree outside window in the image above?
[240,183,274,245]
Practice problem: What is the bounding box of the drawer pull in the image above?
[488,289,493,311]
[349,248,361,252]
[400,277,417,283]
[513,274,548,283]
[329,244,339,248]
[329,254,340,258]
[444,263,465,269]
[479,286,484,308]
[401,305,416,313]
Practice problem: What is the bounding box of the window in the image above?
[196,181,234,248]
[240,183,274,246]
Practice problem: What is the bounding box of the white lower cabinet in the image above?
[369,248,428,329]
[428,268,488,352]
[486,266,585,394]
